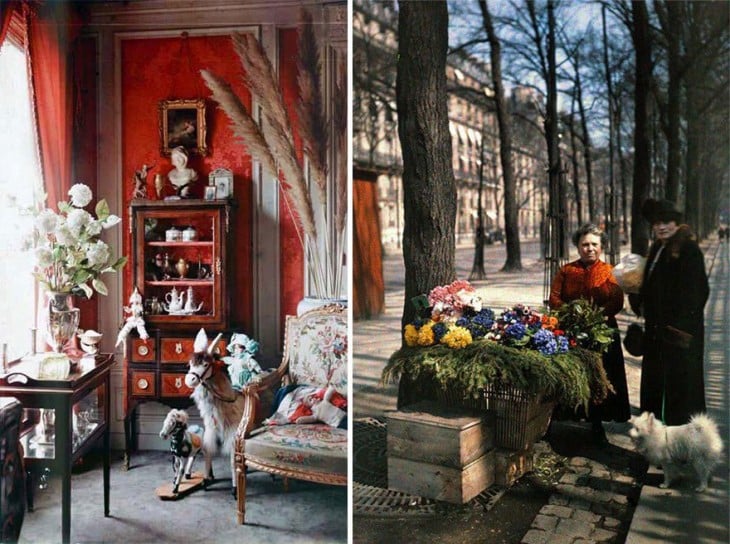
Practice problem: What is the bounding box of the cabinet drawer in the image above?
[131,339,155,362]
[161,373,194,397]
[160,337,227,363]
[160,338,195,363]
[130,371,156,397]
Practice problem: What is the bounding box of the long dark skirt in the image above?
[593,331,631,422]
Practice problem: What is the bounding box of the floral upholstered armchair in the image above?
[234,304,347,525]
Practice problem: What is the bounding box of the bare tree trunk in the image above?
[630,0,652,255]
[469,131,487,280]
[602,5,618,263]
[616,101,629,244]
[544,0,564,305]
[396,0,456,333]
[479,0,521,271]
[573,51,594,224]
[568,93,583,226]
[663,0,683,201]
[684,68,702,234]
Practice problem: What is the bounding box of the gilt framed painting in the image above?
[159,98,208,156]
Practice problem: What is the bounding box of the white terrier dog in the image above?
[628,411,723,492]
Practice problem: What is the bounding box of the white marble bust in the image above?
[168,146,198,197]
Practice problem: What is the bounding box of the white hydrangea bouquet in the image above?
[25,183,127,298]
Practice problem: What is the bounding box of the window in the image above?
[0,41,43,360]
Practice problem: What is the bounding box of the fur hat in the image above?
[641,199,683,224]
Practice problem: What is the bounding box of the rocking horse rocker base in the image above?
[155,472,206,500]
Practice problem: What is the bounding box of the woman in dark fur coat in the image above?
[630,199,709,425]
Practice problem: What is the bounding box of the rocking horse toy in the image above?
[156,409,206,499]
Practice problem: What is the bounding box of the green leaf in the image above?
[92,278,108,296]
[58,201,72,213]
[78,282,93,299]
[95,199,110,221]
[72,270,91,284]
[111,256,128,271]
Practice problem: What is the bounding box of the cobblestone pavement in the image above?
[523,437,643,544]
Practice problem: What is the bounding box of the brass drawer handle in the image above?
[137,378,149,390]
[137,345,149,357]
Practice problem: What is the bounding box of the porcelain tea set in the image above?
[163,286,203,315]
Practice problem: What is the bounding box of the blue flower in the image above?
[472,309,494,328]
[532,328,559,355]
[432,322,448,342]
[456,317,469,328]
[505,322,527,339]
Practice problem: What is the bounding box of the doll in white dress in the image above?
[223,333,262,391]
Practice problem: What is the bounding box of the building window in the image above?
[0,40,42,360]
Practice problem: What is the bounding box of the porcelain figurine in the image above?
[115,287,149,347]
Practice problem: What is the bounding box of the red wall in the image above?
[120,32,305,334]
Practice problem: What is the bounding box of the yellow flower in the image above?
[441,326,473,349]
[417,322,436,346]
[404,324,419,347]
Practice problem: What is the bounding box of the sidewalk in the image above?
[353,239,729,543]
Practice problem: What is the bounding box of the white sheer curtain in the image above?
[0,40,42,360]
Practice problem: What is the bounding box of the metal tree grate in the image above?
[353,417,508,516]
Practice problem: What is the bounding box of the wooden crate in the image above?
[388,451,496,504]
[494,447,534,486]
[386,400,494,468]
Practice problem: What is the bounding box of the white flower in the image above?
[102,214,121,228]
[35,209,58,234]
[68,183,93,208]
[55,223,77,246]
[66,208,92,236]
[86,219,102,236]
[24,183,126,296]
[35,246,54,267]
[85,240,110,267]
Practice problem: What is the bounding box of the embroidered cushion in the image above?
[246,424,347,475]
[285,310,347,393]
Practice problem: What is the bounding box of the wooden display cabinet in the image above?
[124,199,233,468]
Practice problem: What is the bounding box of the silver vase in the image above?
[46,292,80,353]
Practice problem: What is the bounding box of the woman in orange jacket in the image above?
[549,223,631,445]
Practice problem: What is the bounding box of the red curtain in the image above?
[0,1,20,48]
[25,1,81,208]
[0,3,12,48]
[24,3,97,330]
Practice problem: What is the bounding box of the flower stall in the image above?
[382,280,614,450]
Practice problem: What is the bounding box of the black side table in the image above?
[0,353,114,544]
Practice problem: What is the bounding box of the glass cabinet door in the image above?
[131,201,229,330]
